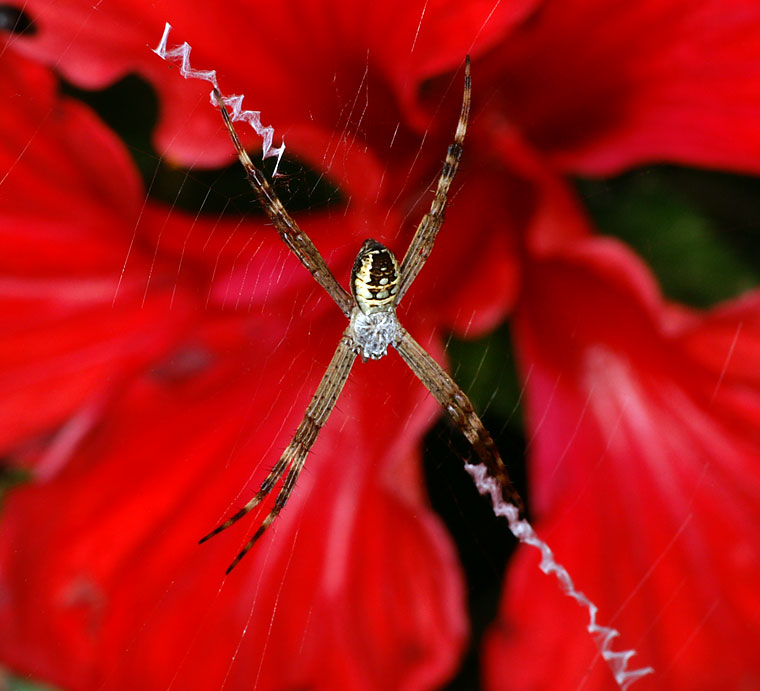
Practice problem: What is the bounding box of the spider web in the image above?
[4,3,759,690]
[148,23,653,690]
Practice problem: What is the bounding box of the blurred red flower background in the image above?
[1,1,760,689]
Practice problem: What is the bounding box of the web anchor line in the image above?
[465,464,655,690]
[152,22,286,176]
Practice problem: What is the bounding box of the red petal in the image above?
[484,0,760,175]
[0,54,192,453]
[485,239,760,688]
[0,54,142,275]
[0,317,467,690]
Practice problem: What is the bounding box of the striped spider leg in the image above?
[211,87,354,319]
[200,330,357,574]
[201,56,522,573]
[395,329,524,513]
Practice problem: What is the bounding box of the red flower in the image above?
[2,1,760,689]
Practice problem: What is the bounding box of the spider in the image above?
[200,57,524,574]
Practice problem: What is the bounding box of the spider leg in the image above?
[213,89,354,318]
[396,57,471,303]
[394,327,524,514]
[224,450,307,574]
[198,453,292,544]
[200,328,357,574]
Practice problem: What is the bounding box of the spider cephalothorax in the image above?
[192,55,523,575]
[349,239,402,361]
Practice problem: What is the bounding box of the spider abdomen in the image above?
[351,239,400,315]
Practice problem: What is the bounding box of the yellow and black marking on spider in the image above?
[351,239,400,314]
[193,56,524,575]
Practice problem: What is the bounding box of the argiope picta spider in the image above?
[199,57,524,574]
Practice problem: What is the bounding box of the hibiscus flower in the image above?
[1,1,759,690]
